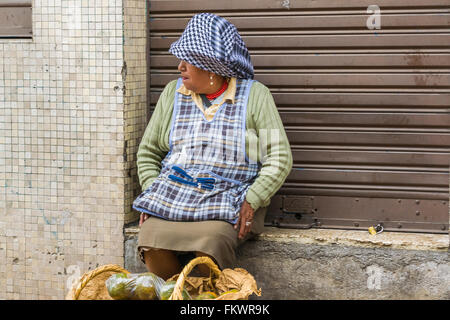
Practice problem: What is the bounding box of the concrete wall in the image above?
[0,0,147,299]
[237,229,449,300]
[125,227,449,300]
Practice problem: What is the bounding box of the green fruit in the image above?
[133,284,157,300]
[219,289,239,298]
[106,274,132,300]
[108,282,129,300]
[159,280,191,300]
[106,272,166,300]
[195,291,218,300]
[131,272,164,300]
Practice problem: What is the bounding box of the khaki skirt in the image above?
[137,206,267,269]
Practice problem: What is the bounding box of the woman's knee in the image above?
[143,248,182,280]
[195,251,215,261]
[143,248,178,266]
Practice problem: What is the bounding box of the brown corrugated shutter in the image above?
[148,0,449,233]
[0,0,32,38]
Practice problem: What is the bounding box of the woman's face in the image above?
[177,60,217,94]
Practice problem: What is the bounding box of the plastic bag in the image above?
[159,280,192,300]
[105,272,165,300]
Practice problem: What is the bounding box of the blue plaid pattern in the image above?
[132,78,260,224]
[169,13,254,79]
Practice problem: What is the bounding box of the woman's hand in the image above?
[139,213,150,227]
[234,200,255,240]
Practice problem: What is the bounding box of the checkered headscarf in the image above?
[169,13,254,79]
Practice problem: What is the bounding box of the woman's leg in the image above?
[195,251,218,277]
[143,248,182,280]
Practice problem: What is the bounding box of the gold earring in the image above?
[210,75,213,86]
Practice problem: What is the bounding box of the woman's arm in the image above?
[245,82,293,211]
[137,81,176,191]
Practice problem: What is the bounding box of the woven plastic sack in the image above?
[167,256,261,300]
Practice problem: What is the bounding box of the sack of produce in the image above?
[105,272,165,300]
[167,256,261,300]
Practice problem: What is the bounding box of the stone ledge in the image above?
[253,227,449,251]
[124,224,449,252]
[124,225,449,299]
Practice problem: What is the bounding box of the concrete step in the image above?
[124,225,449,299]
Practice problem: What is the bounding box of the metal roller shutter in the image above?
[0,0,32,38]
[147,0,450,233]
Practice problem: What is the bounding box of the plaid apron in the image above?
[132,78,260,224]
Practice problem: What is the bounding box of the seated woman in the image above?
[133,13,293,280]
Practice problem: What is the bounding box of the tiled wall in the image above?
[0,0,147,299]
